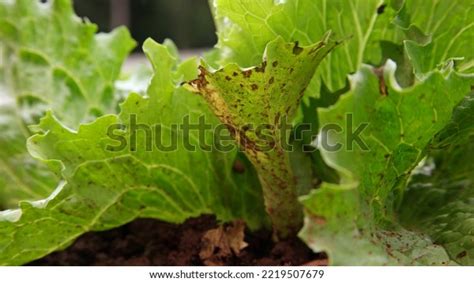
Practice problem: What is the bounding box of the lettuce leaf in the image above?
[0,39,268,266]
[212,0,399,93]
[0,54,59,209]
[399,92,474,265]
[0,0,135,207]
[0,0,472,266]
[187,34,340,238]
[396,0,474,76]
[299,61,473,265]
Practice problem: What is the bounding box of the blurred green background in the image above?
[73,0,217,51]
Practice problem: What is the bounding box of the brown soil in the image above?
[30,215,326,266]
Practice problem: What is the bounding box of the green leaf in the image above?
[0,0,135,125]
[299,61,473,265]
[210,0,402,199]
[1,0,472,266]
[396,0,474,77]
[399,93,474,265]
[213,0,400,92]
[187,34,339,238]
[0,0,135,207]
[300,183,454,265]
[0,39,267,266]
[0,77,58,209]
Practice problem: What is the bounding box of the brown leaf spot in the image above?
[232,159,246,174]
[274,113,280,124]
[188,66,210,90]
[251,84,258,90]
[293,42,303,55]
[243,69,252,78]
[255,61,267,73]
[373,66,388,96]
[456,250,467,259]
[377,4,387,14]
[308,42,325,54]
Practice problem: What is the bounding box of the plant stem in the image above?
[246,147,303,239]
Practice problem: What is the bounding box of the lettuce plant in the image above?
[0,0,472,265]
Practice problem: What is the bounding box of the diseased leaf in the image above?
[399,93,474,265]
[300,183,453,265]
[187,34,339,238]
[319,61,471,218]
[299,61,473,265]
[208,1,406,204]
[0,39,267,266]
[213,0,399,92]
[0,0,472,266]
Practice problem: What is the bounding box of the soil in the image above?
[30,215,327,266]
